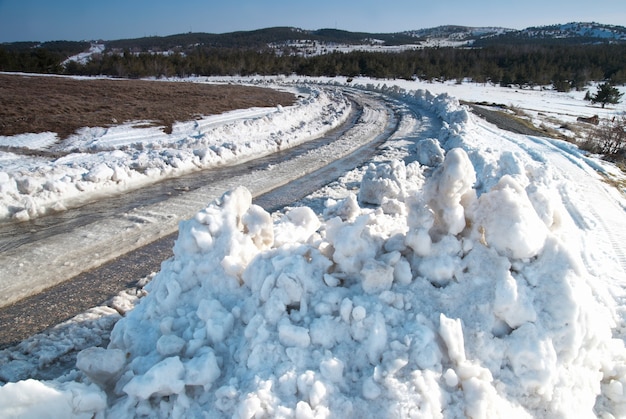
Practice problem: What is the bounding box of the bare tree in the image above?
[587,115,626,156]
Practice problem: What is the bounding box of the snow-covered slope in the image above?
[61,43,105,65]
[58,21,626,66]
[404,25,513,47]
[1,79,626,418]
[521,22,626,41]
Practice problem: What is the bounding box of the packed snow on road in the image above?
[1,76,626,418]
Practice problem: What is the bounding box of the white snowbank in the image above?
[1,81,626,418]
[0,84,350,221]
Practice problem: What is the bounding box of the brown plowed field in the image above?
[0,73,295,138]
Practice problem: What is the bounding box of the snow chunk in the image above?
[493,270,537,329]
[325,213,378,275]
[361,259,395,294]
[278,322,311,348]
[274,206,321,246]
[76,347,126,387]
[426,148,476,235]
[362,377,382,400]
[358,161,407,205]
[123,356,185,399]
[83,163,114,183]
[156,334,186,356]
[184,348,221,391]
[0,379,106,419]
[320,358,344,383]
[197,298,235,345]
[506,324,558,394]
[415,138,445,167]
[469,175,548,259]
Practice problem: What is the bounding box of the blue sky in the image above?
[0,0,625,42]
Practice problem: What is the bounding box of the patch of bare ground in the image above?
[0,73,296,139]
[466,102,562,139]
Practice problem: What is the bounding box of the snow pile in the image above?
[2,87,626,418]
[0,85,349,222]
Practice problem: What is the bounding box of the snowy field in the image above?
[1,76,626,418]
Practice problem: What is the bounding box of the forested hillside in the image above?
[1,25,625,89]
[59,44,626,89]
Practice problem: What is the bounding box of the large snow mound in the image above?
[2,87,626,418]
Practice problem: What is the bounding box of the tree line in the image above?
[1,43,625,90]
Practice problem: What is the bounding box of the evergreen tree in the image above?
[589,82,624,108]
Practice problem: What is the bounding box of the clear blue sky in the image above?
[0,0,625,42]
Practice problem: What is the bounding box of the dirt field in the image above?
[0,74,296,138]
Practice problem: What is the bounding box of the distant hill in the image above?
[1,22,625,87]
[2,22,625,57]
[474,22,626,46]
[103,27,422,53]
[99,22,626,53]
[403,25,515,46]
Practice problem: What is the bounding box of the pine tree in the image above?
[590,82,624,108]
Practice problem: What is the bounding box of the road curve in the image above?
[0,88,396,313]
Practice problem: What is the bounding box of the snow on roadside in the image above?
[0,132,59,150]
[0,84,350,222]
[2,84,626,418]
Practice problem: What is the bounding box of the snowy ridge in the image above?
[53,21,626,67]
[522,22,626,41]
[404,26,514,47]
[2,81,626,418]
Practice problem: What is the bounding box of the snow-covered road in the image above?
[0,88,401,308]
[2,77,626,418]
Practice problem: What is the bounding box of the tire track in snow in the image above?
[532,137,626,276]
[477,121,626,268]
[0,87,443,346]
[0,89,392,310]
[493,127,626,279]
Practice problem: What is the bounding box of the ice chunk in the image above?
[76,347,126,387]
[366,312,388,364]
[439,314,466,364]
